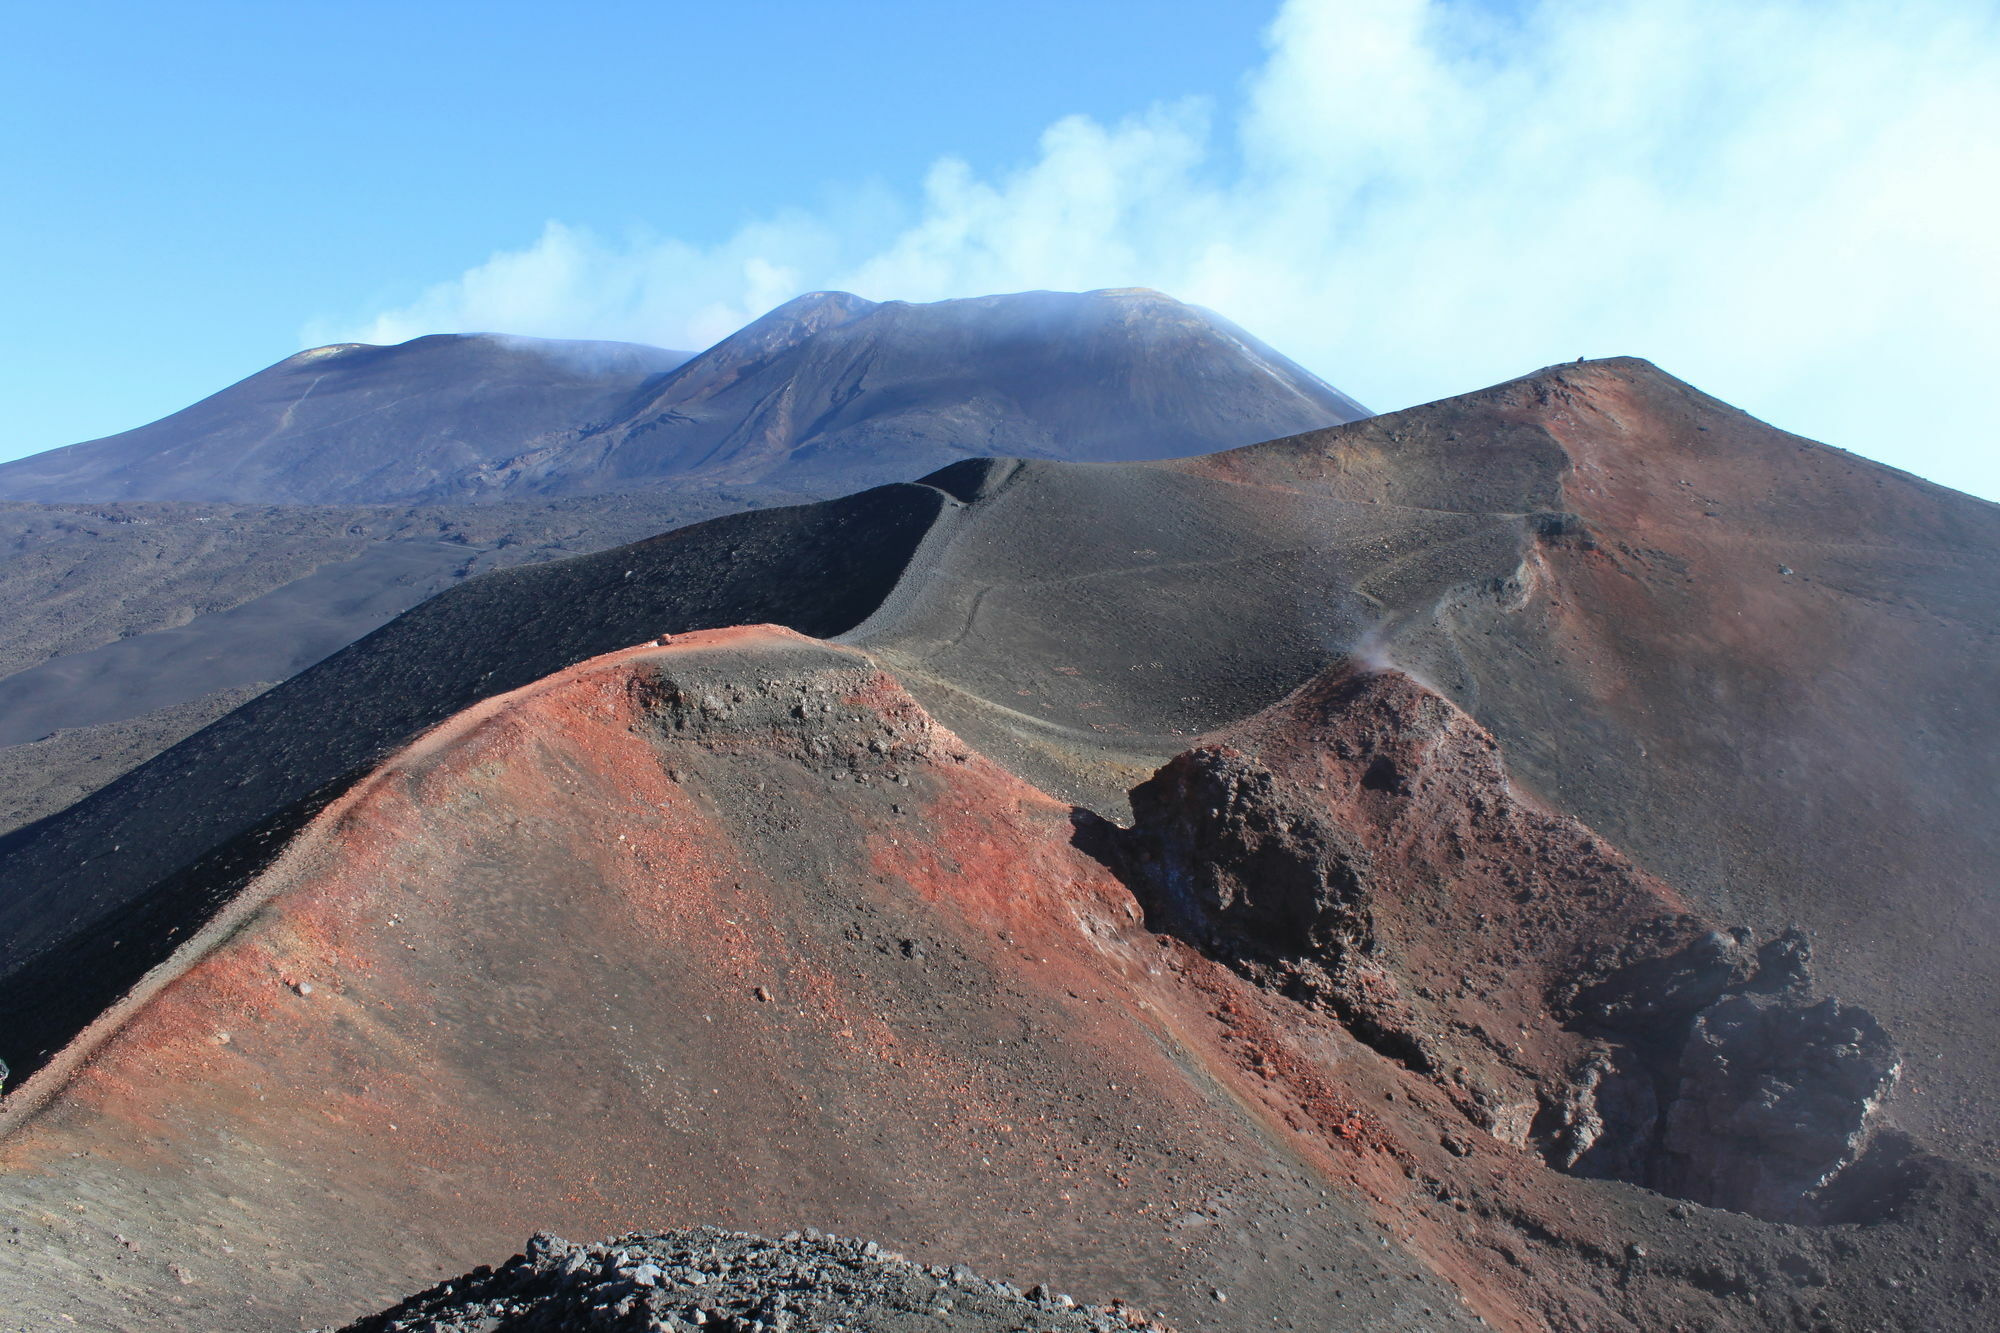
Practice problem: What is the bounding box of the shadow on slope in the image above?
[0,486,945,1085]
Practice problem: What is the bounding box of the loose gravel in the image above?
[326,1226,1179,1333]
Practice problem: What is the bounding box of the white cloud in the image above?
[311,0,2000,500]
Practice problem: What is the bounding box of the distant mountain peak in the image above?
[776,289,877,316]
[0,333,692,505]
[0,290,1369,506]
[281,342,367,365]
[662,291,880,401]
[737,289,878,338]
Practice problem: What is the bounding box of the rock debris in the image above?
[326,1226,1176,1333]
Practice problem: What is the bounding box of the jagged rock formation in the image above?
[1659,993,1898,1219]
[1548,927,1903,1220]
[327,1227,1175,1333]
[1106,667,1903,1224]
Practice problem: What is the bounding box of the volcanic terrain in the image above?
[0,289,1365,832]
[0,289,1363,508]
[0,354,1994,1332]
[0,334,692,507]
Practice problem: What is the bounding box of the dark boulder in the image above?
[1657,992,1900,1222]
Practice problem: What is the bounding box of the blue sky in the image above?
[5,1,1998,501]
[1,2,1262,458]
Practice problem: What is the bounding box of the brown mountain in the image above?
[0,357,1994,1332]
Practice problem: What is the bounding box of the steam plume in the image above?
[309,0,2000,501]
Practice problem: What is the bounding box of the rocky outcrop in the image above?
[327,1227,1173,1333]
[1563,924,1812,1030]
[1117,743,1445,1073]
[1111,663,1902,1222]
[1662,993,1898,1218]
[1122,750,1371,970]
[1544,926,1901,1221]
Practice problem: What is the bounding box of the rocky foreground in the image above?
[328,1227,1176,1333]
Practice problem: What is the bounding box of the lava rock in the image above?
[320,1226,1174,1332]
[1657,993,1900,1222]
[1123,745,1374,970]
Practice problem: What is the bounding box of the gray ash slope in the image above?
[0,483,945,1083]
[0,492,779,750]
[328,1229,1175,1333]
[0,683,271,837]
[0,490,786,829]
[0,290,1367,826]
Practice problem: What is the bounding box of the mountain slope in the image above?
[0,290,1368,828]
[0,491,789,830]
[852,359,2000,1163]
[5,358,1994,1150]
[0,356,1994,1331]
[0,485,945,1073]
[0,335,690,505]
[0,684,272,837]
[508,288,1370,495]
[0,290,1368,507]
[0,629,1984,1333]
[1179,359,2000,1161]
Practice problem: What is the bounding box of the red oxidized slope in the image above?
[1183,359,2000,1165]
[0,628,1448,1329]
[3,625,1985,1332]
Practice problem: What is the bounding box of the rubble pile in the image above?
[329,1227,1177,1333]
